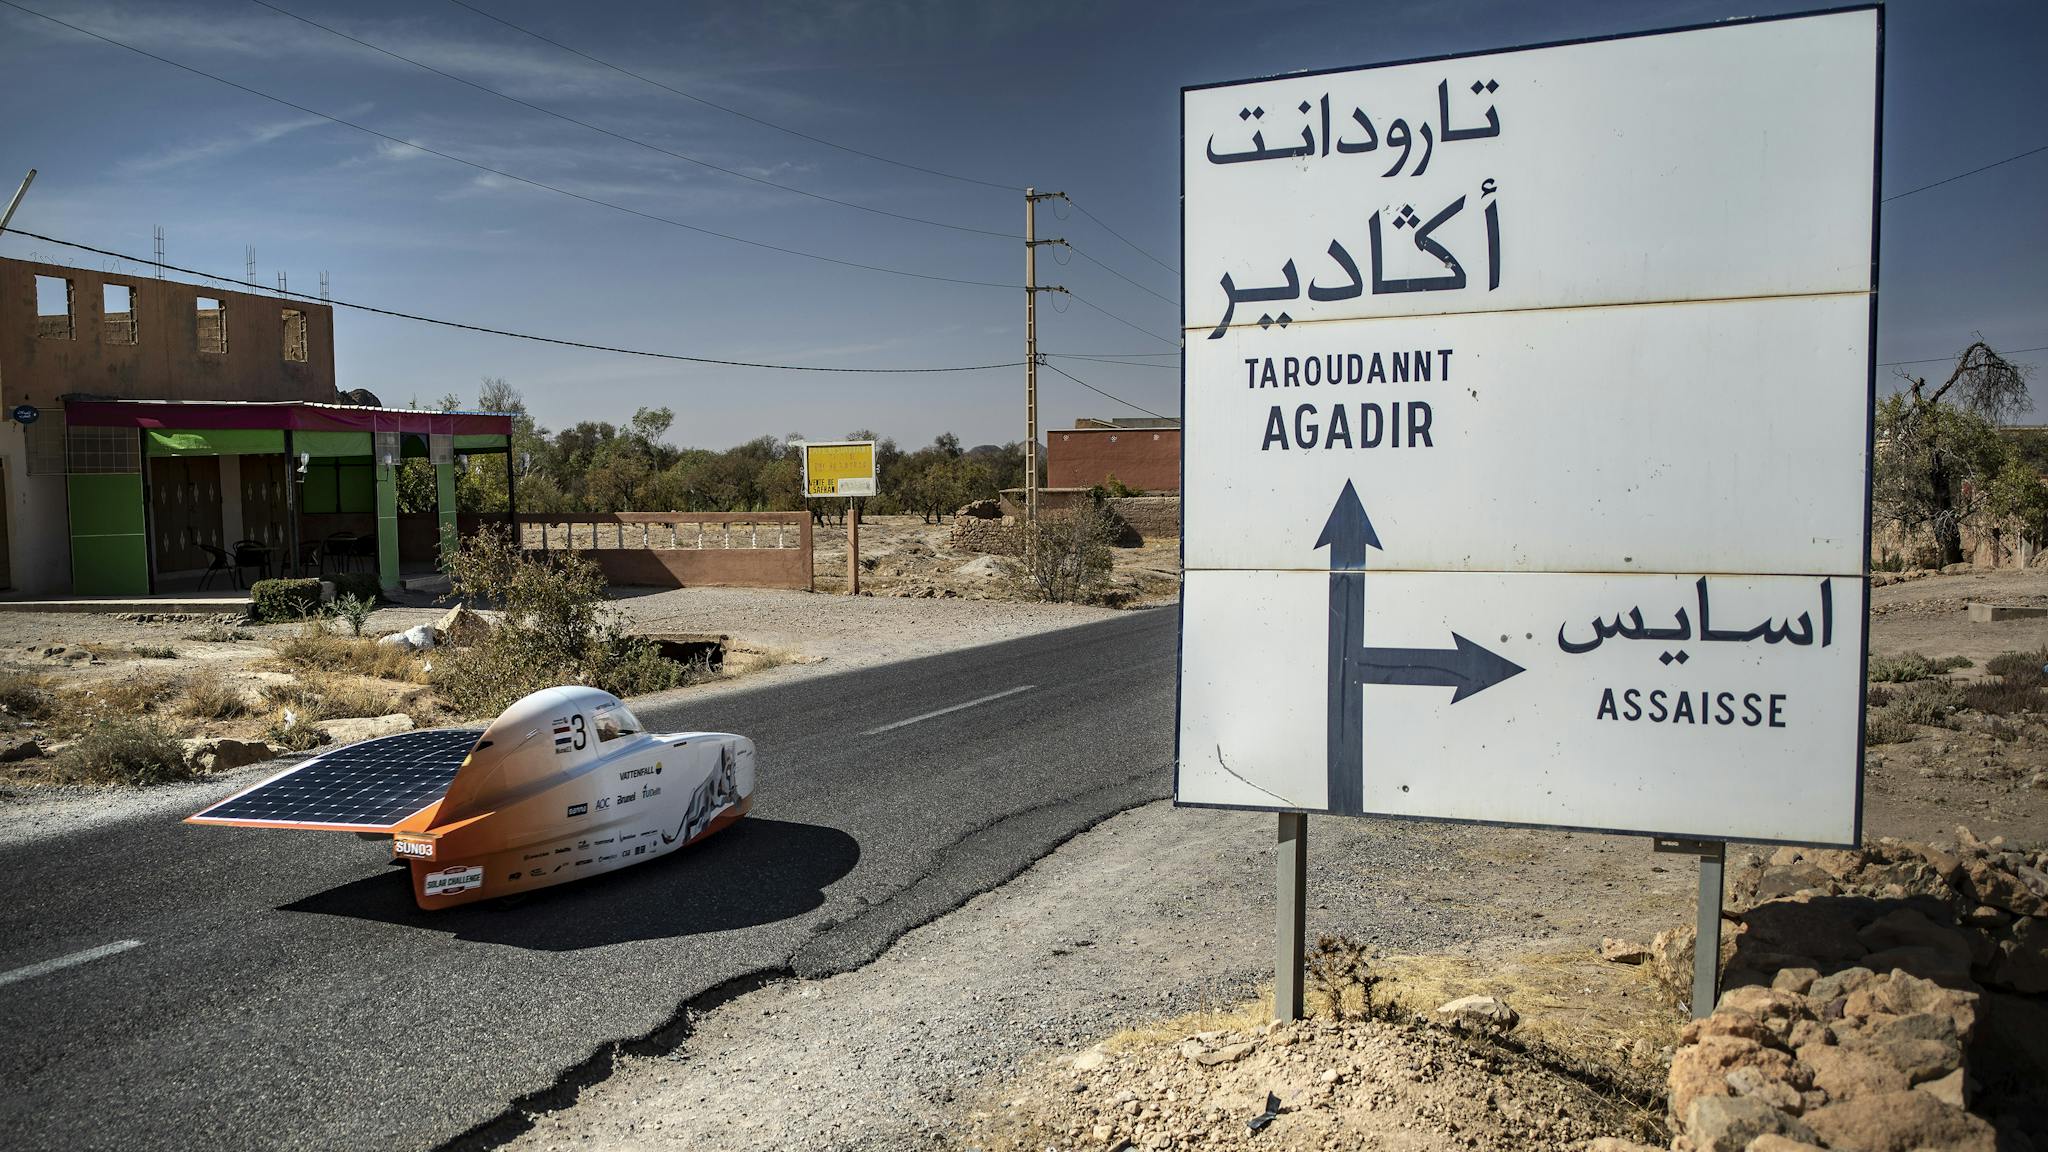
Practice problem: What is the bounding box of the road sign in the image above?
[1175,8,1879,847]
[800,441,878,498]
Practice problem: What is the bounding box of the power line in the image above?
[1047,350,1181,360]
[2,227,1025,374]
[1879,343,2048,368]
[444,0,1016,193]
[248,0,1010,241]
[1041,360,1178,421]
[1047,353,1177,370]
[1063,241,1177,307]
[0,0,1015,290]
[1063,194,1178,276]
[1065,290,1183,348]
[1885,143,2047,203]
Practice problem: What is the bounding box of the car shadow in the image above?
[281,818,859,951]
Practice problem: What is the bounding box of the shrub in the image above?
[329,572,383,604]
[0,672,53,720]
[250,578,323,623]
[132,644,178,660]
[1865,712,1916,745]
[260,676,395,722]
[1864,685,1894,709]
[264,710,325,752]
[1867,651,1972,683]
[1961,676,2046,716]
[180,669,250,720]
[50,718,193,786]
[333,593,375,638]
[996,503,1117,603]
[431,528,692,717]
[1983,649,2048,686]
[1878,679,1962,728]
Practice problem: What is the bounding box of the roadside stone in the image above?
[1808,966,1875,1005]
[1669,1036,1801,1124]
[1802,1089,1996,1152]
[0,733,42,762]
[1600,937,1652,964]
[180,737,275,773]
[1740,899,1868,964]
[1685,1094,1817,1152]
[1431,995,1517,1036]
[315,714,414,745]
[433,603,492,647]
[1963,858,2046,917]
[1837,1012,1962,1084]
[1992,917,2048,994]
[1770,967,1819,995]
[1178,1041,1253,1067]
[1799,1042,1911,1101]
[1745,1135,1826,1152]
[1072,1048,1110,1073]
[376,623,437,651]
[1724,1066,1805,1113]
[1915,1067,1967,1109]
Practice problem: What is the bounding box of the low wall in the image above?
[1106,496,1180,540]
[517,512,811,591]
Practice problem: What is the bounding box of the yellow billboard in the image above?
[801,440,877,498]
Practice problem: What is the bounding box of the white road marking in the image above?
[0,939,143,988]
[861,685,1037,736]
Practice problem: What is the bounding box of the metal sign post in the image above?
[1656,837,1727,1018]
[1275,812,1307,1021]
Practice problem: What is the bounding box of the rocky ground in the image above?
[496,568,2048,1152]
[808,513,1181,605]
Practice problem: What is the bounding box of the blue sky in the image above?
[2,0,2042,449]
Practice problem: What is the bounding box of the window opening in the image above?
[34,275,72,340]
[102,283,137,345]
[196,296,227,354]
[281,308,307,362]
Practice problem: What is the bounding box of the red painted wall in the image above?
[1046,427,1180,493]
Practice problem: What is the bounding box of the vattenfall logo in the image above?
[621,763,662,780]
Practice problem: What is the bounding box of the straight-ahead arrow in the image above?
[1317,480,1378,817]
[1317,481,1524,817]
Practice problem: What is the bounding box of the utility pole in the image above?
[1023,188,1067,534]
[0,170,35,235]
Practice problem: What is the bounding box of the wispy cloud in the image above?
[116,112,335,176]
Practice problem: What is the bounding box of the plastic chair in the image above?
[197,544,238,591]
[232,539,273,582]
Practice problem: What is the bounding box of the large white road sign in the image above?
[1175,8,1881,846]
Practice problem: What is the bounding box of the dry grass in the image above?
[269,624,426,683]
[259,675,398,723]
[59,674,180,728]
[0,671,55,720]
[179,669,252,720]
[47,718,194,786]
[1095,994,1272,1054]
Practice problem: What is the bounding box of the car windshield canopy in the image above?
[594,703,642,743]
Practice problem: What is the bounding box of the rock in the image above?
[1754,863,1836,901]
[1802,1089,1996,1152]
[1431,995,1518,1035]
[1771,967,1820,995]
[0,733,42,762]
[1859,908,1972,963]
[1915,1067,1967,1109]
[1859,944,1975,987]
[180,737,275,773]
[1841,971,1978,1039]
[1963,858,2047,918]
[1745,1135,1826,1152]
[1179,1041,1253,1067]
[1584,1140,1664,1152]
[955,499,1002,520]
[1685,1094,1818,1152]
[1837,1012,1962,1084]
[1800,1042,1912,1101]
[1808,966,1876,1005]
[1724,1066,1805,1113]
[1601,937,1652,964]
[1992,916,2048,994]
[1072,1048,1110,1073]
[1669,1036,1801,1124]
[1740,900,1869,964]
[433,603,491,647]
[315,714,414,745]
[376,624,437,651]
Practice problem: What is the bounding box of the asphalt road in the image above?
[0,609,1177,1152]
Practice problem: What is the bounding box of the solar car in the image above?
[189,685,755,908]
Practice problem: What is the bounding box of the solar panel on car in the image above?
[188,727,485,830]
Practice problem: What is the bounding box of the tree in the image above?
[1875,339,2036,566]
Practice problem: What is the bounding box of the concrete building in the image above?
[1046,417,1181,493]
[0,256,510,596]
